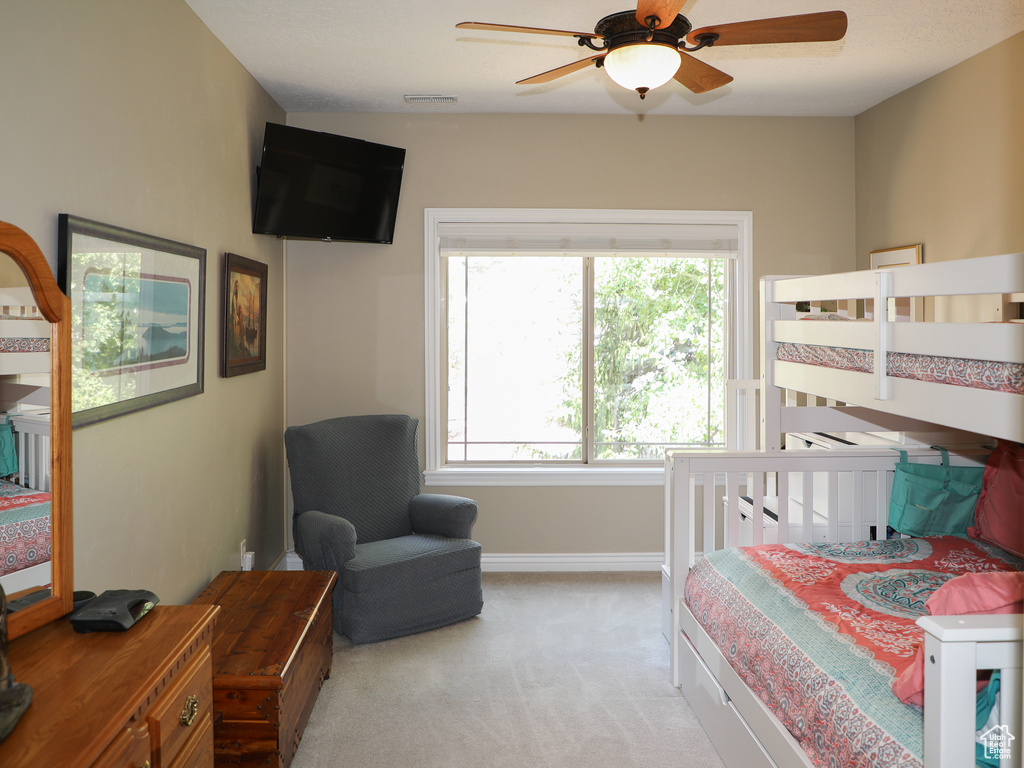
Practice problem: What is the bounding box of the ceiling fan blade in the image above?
[687,11,848,47]
[672,52,733,94]
[456,21,602,40]
[516,54,605,85]
[635,0,688,30]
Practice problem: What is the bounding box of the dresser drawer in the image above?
[92,723,151,768]
[148,646,214,768]
[168,712,213,768]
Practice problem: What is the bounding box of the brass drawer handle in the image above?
[180,694,200,727]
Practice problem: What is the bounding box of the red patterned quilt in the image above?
[684,537,1024,767]
[0,479,51,577]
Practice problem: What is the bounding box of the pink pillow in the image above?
[892,571,1024,706]
[926,571,1024,615]
[968,440,1024,558]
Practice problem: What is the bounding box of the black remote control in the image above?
[69,589,159,633]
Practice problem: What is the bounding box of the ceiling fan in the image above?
[456,1,848,99]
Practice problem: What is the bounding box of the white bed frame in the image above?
[0,285,50,376]
[666,252,1024,768]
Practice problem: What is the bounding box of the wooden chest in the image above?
[192,570,337,768]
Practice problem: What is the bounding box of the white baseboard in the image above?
[481,552,664,572]
[277,550,663,573]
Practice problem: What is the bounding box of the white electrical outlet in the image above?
[240,539,246,570]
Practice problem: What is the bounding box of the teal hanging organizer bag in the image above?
[0,416,18,477]
[888,446,984,537]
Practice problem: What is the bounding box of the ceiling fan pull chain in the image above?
[644,16,661,41]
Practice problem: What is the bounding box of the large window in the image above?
[425,210,752,484]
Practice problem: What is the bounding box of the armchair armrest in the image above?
[294,510,357,572]
[409,493,478,539]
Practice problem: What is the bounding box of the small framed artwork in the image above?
[869,244,922,270]
[58,215,206,428]
[869,244,923,321]
[222,253,267,377]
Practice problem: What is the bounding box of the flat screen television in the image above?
[252,123,406,243]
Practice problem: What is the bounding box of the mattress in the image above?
[0,478,51,577]
[683,537,1024,768]
[776,338,1024,395]
[0,313,51,374]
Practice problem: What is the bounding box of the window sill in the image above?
[423,465,665,487]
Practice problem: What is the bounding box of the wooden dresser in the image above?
[0,604,219,768]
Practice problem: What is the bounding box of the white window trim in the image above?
[424,208,753,487]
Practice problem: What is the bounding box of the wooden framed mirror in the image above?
[0,221,72,641]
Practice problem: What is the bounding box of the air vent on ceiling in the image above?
[404,95,458,104]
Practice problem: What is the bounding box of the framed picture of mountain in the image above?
[58,214,206,428]
[221,253,267,378]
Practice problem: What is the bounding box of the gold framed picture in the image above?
[869,244,923,321]
[869,244,922,270]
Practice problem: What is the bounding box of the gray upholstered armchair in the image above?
[284,414,483,643]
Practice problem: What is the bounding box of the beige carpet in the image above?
[291,572,725,768]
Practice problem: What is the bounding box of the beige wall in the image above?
[0,1,287,601]
[285,113,856,556]
[16,6,1012,572]
[855,32,1024,268]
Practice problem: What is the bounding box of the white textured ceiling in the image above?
[184,0,1024,117]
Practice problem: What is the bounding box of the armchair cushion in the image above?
[344,535,481,593]
[409,494,478,539]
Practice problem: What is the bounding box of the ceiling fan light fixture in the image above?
[603,43,681,97]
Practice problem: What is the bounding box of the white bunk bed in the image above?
[761,251,1024,450]
[0,285,50,374]
[666,252,1024,768]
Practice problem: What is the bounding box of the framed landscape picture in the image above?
[58,215,206,428]
[221,253,267,378]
